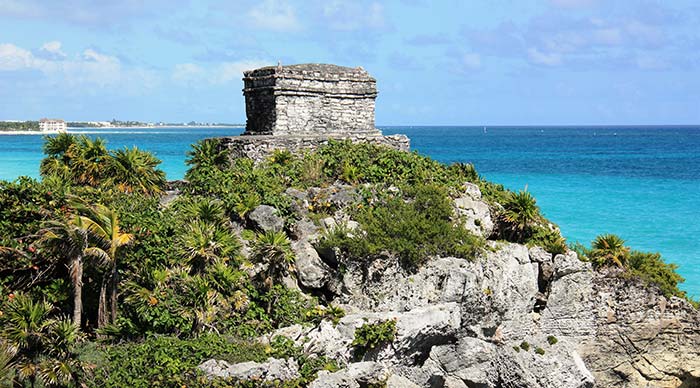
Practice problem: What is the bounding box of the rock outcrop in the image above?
[198,357,300,382]
[201,186,699,388]
[242,239,698,388]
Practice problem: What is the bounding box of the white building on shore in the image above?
[39,118,67,132]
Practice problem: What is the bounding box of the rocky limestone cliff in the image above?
[200,183,699,388]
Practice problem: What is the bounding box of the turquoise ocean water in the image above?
[1,126,699,297]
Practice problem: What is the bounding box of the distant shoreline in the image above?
[69,125,243,129]
[0,125,244,135]
[0,130,62,135]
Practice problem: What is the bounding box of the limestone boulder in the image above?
[290,218,319,241]
[310,362,419,388]
[248,205,284,232]
[453,183,494,238]
[420,336,594,388]
[198,357,299,382]
[293,240,332,289]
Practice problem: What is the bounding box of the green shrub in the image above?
[627,250,685,299]
[90,334,268,387]
[519,341,530,351]
[268,335,339,384]
[317,184,483,269]
[352,319,397,359]
[535,347,545,355]
[547,335,558,345]
[581,236,688,300]
[530,226,567,256]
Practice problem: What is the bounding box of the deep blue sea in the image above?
[1,126,699,297]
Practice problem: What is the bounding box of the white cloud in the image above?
[0,43,36,70]
[248,0,301,32]
[40,41,66,57]
[527,47,562,66]
[0,42,158,92]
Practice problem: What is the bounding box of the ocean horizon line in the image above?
[378,124,700,128]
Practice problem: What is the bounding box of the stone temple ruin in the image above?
[219,63,409,161]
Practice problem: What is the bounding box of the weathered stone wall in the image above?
[243,64,378,136]
[219,133,410,164]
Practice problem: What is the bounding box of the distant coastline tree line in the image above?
[1,120,242,130]
[0,121,39,131]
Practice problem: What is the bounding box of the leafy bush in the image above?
[268,335,339,384]
[535,347,545,355]
[628,250,685,298]
[547,335,558,345]
[90,334,268,387]
[519,341,530,351]
[352,319,397,359]
[529,226,567,256]
[317,184,483,269]
[580,235,688,300]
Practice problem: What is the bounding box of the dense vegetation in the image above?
[572,234,688,300]
[0,135,691,387]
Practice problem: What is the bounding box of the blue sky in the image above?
[1,0,699,125]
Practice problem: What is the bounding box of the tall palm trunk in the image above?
[97,278,108,329]
[109,262,118,323]
[69,254,83,327]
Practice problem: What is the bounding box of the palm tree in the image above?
[42,133,78,160]
[76,202,134,327]
[41,133,81,182]
[36,319,87,387]
[502,190,540,242]
[185,139,228,172]
[179,197,227,226]
[179,221,240,273]
[39,157,72,181]
[106,147,166,196]
[73,136,109,186]
[39,217,90,327]
[1,294,86,388]
[250,231,294,312]
[590,234,629,268]
[1,293,52,387]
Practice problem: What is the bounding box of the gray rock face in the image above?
[293,240,332,289]
[248,204,284,232]
[310,362,420,388]
[453,183,494,238]
[198,357,299,382]
[580,275,700,388]
[266,239,699,388]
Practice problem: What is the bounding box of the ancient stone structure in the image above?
[217,63,409,162]
[243,64,378,136]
